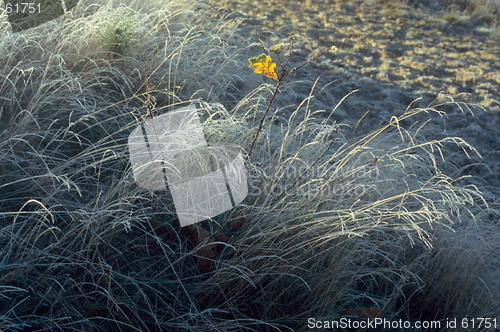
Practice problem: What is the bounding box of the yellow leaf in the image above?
[271,44,282,51]
[248,54,279,80]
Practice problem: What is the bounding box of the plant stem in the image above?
[247,43,336,158]
[247,81,282,157]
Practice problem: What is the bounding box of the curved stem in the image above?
[247,81,282,157]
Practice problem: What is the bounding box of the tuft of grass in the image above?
[446,0,500,25]
[475,24,500,37]
[410,0,499,31]
[442,11,461,23]
[197,91,500,331]
[0,1,252,328]
[97,6,144,58]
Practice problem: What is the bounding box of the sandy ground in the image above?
[204,0,500,202]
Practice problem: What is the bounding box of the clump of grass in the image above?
[0,1,251,329]
[410,0,499,32]
[442,11,461,23]
[0,0,499,331]
[475,24,500,37]
[446,0,500,25]
[197,89,500,330]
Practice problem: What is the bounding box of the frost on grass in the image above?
[0,0,499,331]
